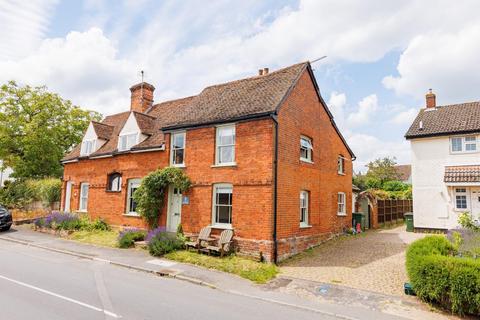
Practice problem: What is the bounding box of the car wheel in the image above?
[0,225,11,232]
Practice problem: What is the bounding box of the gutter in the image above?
[270,114,279,264]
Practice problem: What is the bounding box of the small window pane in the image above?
[451,138,463,152]
[174,133,185,149]
[456,195,467,209]
[218,127,235,145]
[219,146,234,163]
[216,126,235,164]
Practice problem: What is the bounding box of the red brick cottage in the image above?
[61,62,355,262]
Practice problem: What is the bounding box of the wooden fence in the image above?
[377,199,412,224]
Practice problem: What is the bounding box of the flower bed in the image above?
[406,235,480,316]
[33,211,110,236]
[118,228,146,248]
[146,227,184,256]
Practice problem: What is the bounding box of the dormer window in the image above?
[80,139,95,156]
[118,133,138,151]
[450,136,477,153]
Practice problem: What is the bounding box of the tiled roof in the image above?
[394,165,411,181]
[161,62,309,129]
[405,102,480,139]
[444,166,480,183]
[62,61,354,162]
[92,122,114,140]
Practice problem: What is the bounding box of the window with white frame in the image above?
[337,192,346,215]
[451,136,477,153]
[212,184,233,226]
[170,132,186,166]
[126,179,141,215]
[337,156,345,174]
[215,125,235,165]
[79,183,89,212]
[80,139,95,156]
[300,136,313,162]
[455,188,468,210]
[300,190,309,226]
[118,133,138,151]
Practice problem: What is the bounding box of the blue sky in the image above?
[1,0,479,172]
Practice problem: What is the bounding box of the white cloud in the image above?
[0,0,58,60]
[383,25,480,105]
[328,91,347,130]
[347,133,410,173]
[390,108,417,125]
[0,28,137,115]
[347,94,378,127]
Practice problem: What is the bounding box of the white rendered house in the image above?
[406,90,480,230]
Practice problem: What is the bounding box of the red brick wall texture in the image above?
[62,69,353,262]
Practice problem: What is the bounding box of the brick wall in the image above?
[275,70,353,261]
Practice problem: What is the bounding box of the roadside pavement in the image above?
[0,225,452,320]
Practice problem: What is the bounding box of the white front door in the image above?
[167,186,182,232]
[64,181,73,212]
[471,188,480,220]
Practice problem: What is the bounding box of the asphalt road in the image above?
[0,240,341,320]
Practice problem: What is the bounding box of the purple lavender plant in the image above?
[118,227,144,240]
[146,226,167,243]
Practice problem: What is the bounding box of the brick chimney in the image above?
[426,88,436,108]
[130,82,155,113]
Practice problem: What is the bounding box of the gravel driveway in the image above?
[280,226,427,296]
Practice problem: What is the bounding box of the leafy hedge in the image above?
[406,236,480,315]
[0,178,61,208]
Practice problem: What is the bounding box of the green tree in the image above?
[365,157,399,186]
[0,81,101,178]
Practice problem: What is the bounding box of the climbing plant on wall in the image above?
[133,167,191,229]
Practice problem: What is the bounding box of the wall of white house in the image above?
[0,160,13,187]
[411,134,480,229]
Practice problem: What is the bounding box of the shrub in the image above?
[147,230,184,256]
[458,212,480,232]
[0,178,61,209]
[118,228,146,248]
[406,236,480,315]
[35,212,111,232]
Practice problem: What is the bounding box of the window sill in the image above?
[123,213,141,218]
[300,159,314,164]
[76,210,88,213]
[106,190,122,193]
[300,223,312,228]
[337,213,347,217]
[210,224,233,230]
[337,172,346,176]
[171,164,186,168]
[211,163,237,168]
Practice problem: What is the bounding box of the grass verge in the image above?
[68,230,118,248]
[165,250,278,283]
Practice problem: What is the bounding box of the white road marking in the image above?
[0,274,121,318]
[146,259,177,267]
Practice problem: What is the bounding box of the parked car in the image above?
[0,205,12,231]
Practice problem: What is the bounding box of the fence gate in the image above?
[377,199,412,224]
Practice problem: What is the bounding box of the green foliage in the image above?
[133,167,191,229]
[365,157,399,185]
[0,178,62,208]
[406,236,480,315]
[383,180,409,191]
[458,212,480,232]
[165,251,279,284]
[148,232,184,256]
[118,230,146,248]
[0,81,101,178]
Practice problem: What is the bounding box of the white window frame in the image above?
[337,156,345,175]
[118,132,139,152]
[450,136,478,154]
[126,179,141,216]
[79,183,89,212]
[215,125,236,166]
[80,139,96,156]
[454,188,469,210]
[337,192,346,216]
[300,136,313,163]
[300,190,309,227]
[212,183,233,228]
[170,131,186,167]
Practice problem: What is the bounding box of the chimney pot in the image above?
[426,88,436,108]
[258,69,263,76]
[130,82,155,113]
[263,67,269,75]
